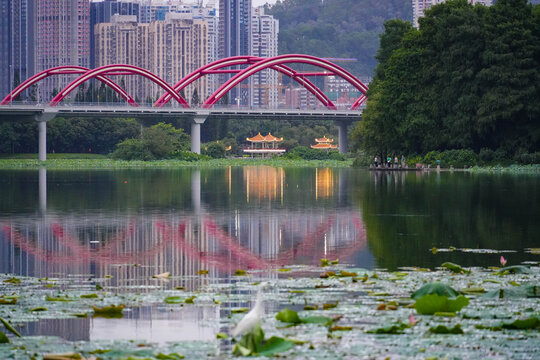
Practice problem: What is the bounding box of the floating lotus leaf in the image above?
[441,262,470,274]
[482,285,540,299]
[411,283,460,300]
[496,266,531,275]
[367,322,409,334]
[414,294,469,315]
[501,316,540,330]
[429,324,464,334]
[0,330,9,344]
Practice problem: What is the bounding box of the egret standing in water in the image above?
[231,284,265,337]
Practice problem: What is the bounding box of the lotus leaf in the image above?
[0,296,17,305]
[414,294,469,315]
[276,308,301,324]
[234,269,247,276]
[80,294,98,299]
[411,283,460,300]
[501,316,540,330]
[156,353,185,359]
[92,304,125,318]
[164,296,183,304]
[0,330,9,344]
[441,262,470,274]
[276,308,332,326]
[0,317,21,337]
[496,266,531,275]
[429,324,464,334]
[367,322,409,334]
[482,285,539,299]
[257,336,295,356]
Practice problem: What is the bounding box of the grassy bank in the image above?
[0,157,353,169]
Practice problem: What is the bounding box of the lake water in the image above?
[0,167,538,356]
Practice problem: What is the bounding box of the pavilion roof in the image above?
[246,132,283,142]
[263,133,283,142]
[315,136,334,143]
[246,132,266,142]
[311,143,338,149]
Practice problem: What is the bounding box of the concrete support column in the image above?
[38,120,47,161]
[191,113,208,154]
[336,120,349,154]
[35,112,56,162]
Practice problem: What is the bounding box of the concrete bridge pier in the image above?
[191,112,208,154]
[335,119,351,154]
[35,112,56,161]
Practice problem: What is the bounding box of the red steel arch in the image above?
[154,56,336,109]
[0,66,136,106]
[203,54,368,110]
[50,64,189,107]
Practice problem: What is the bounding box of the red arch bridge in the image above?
[0,54,367,160]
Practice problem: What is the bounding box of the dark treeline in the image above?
[351,0,540,161]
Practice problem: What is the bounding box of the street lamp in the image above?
[235,97,240,108]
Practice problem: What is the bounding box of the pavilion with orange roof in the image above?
[244,132,286,157]
[310,136,338,150]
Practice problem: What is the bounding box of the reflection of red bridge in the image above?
[1,213,367,273]
[1,55,368,110]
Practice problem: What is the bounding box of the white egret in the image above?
[231,284,266,337]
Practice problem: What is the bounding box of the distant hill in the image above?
[266,0,412,78]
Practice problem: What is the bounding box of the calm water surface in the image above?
[0,167,538,344]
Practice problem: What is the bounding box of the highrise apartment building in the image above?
[90,0,140,68]
[219,0,252,105]
[412,0,493,27]
[250,6,279,108]
[35,0,91,100]
[0,0,35,100]
[95,13,208,104]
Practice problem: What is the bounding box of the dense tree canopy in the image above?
[351,0,540,158]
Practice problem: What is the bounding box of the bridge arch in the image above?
[1,66,136,106]
[203,54,368,110]
[155,56,335,108]
[50,64,189,108]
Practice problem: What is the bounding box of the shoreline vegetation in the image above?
[0,155,538,173]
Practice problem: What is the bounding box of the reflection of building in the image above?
[310,136,338,150]
[315,168,335,200]
[244,132,285,157]
[243,166,285,202]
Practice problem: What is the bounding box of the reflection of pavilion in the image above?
[244,132,286,157]
[244,166,285,203]
[316,168,335,199]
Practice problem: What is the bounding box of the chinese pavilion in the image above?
[310,136,338,150]
[244,132,286,157]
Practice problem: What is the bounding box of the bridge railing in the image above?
[0,100,365,111]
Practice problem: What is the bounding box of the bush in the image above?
[111,139,155,161]
[281,152,302,160]
[514,151,540,165]
[170,151,210,162]
[352,154,371,167]
[202,142,227,159]
[111,122,190,160]
[289,146,346,160]
[423,149,478,168]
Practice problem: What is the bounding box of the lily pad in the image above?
[257,336,295,356]
[0,296,17,305]
[411,283,460,300]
